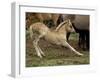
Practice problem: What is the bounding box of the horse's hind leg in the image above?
[37,45,45,56]
[33,34,45,58]
[33,40,42,58]
[61,41,83,56]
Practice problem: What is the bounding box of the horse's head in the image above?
[55,19,75,33]
[65,19,75,33]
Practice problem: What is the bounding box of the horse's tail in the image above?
[29,25,33,39]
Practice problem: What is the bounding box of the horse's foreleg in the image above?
[62,41,83,56]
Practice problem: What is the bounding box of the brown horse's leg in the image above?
[61,41,83,56]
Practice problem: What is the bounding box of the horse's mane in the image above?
[55,19,69,31]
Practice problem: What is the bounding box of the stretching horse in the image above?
[29,19,83,58]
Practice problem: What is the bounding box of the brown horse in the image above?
[29,19,83,58]
[35,13,60,27]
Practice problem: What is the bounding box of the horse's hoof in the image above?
[77,52,84,56]
[38,55,43,58]
[78,53,84,56]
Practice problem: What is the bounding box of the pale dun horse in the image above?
[29,19,83,58]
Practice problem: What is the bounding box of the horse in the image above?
[26,13,54,29]
[57,14,76,39]
[29,19,83,58]
[57,14,90,50]
[51,14,60,27]
[72,23,89,50]
[34,13,60,28]
[69,15,89,50]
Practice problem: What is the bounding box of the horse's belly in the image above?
[45,33,66,45]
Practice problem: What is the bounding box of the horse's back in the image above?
[74,15,89,30]
[62,14,89,30]
[30,22,49,35]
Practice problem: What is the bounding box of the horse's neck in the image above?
[55,22,64,31]
[55,25,66,34]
